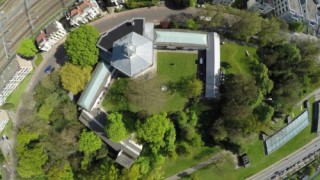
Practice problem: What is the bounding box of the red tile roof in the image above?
[36,31,47,44]
[69,0,93,17]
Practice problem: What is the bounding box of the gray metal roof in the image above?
[45,21,60,37]
[265,110,309,154]
[78,109,142,168]
[154,30,208,48]
[111,32,153,77]
[77,62,114,111]
[205,32,220,98]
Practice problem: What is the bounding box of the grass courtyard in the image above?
[103,52,197,113]
[220,42,258,79]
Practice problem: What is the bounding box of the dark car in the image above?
[44,65,52,73]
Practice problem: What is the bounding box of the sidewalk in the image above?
[165,150,230,180]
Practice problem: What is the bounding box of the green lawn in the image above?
[34,53,43,67]
[186,95,317,180]
[220,42,258,79]
[157,52,197,112]
[0,120,13,138]
[103,52,197,113]
[157,52,197,82]
[5,72,33,111]
[163,146,221,177]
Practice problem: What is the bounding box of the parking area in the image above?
[197,50,206,96]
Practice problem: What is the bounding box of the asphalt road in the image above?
[10,3,320,180]
[27,6,198,92]
[248,136,320,180]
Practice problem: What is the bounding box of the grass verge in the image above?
[5,72,33,111]
[163,146,221,177]
[34,53,43,67]
[186,95,317,179]
[0,120,13,138]
[220,42,258,79]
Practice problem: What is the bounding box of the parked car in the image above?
[44,65,52,73]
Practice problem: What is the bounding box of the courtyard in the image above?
[103,51,198,114]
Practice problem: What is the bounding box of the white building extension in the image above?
[0,56,33,106]
[66,0,101,27]
[36,21,67,52]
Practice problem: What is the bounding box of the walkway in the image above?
[165,151,232,180]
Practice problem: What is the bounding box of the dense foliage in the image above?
[59,63,92,94]
[16,38,38,59]
[105,112,129,142]
[65,25,99,66]
[257,41,320,113]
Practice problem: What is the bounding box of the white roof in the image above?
[111,32,153,77]
[154,31,208,46]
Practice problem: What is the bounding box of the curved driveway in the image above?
[91,6,198,33]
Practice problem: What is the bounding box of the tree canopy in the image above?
[79,130,102,154]
[105,112,128,142]
[17,38,38,59]
[59,63,92,94]
[65,25,100,66]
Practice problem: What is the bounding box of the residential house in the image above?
[0,56,32,106]
[66,0,101,26]
[36,20,67,52]
[212,0,235,6]
[247,0,274,15]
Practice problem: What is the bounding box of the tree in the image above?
[251,62,274,95]
[256,17,282,45]
[231,12,262,41]
[105,112,128,142]
[120,164,140,180]
[176,77,203,98]
[17,145,48,178]
[137,113,170,144]
[254,103,274,123]
[0,103,15,110]
[59,63,92,94]
[17,38,38,59]
[289,21,304,32]
[104,78,129,111]
[185,18,199,30]
[48,163,74,180]
[79,130,102,154]
[65,25,99,66]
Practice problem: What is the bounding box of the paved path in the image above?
[248,136,320,180]
[166,151,230,180]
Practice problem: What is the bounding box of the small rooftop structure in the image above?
[111,32,153,77]
[264,110,309,154]
[154,30,208,49]
[239,154,250,167]
[77,62,115,111]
